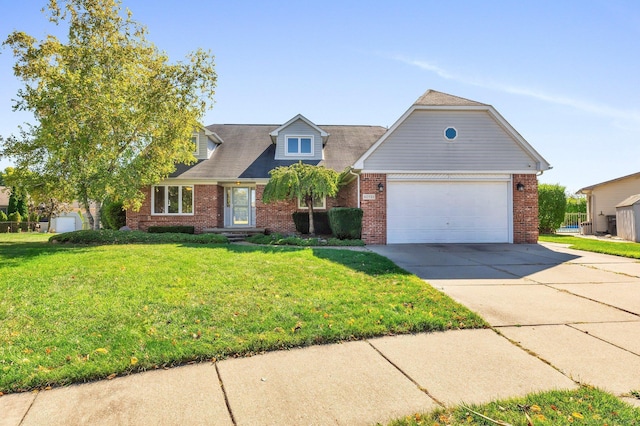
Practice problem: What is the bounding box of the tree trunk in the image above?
[93,201,102,230]
[307,197,315,236]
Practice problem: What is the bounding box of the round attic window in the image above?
[444,127,458,141]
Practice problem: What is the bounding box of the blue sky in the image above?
[1,0,639,193]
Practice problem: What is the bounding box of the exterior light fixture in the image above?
[516,182,525,192]
[378,182,384,192]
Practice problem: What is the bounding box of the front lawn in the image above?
[539,234,640,259]
[389,386,640,425]
[0,236,485,393]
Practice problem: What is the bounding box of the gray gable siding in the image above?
[274,119,323,161]
[194,129,210,160]
[363,110,538,171]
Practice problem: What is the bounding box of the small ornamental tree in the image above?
[538,183,567,233]
[262,162,340,236]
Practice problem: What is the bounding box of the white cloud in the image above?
[394,55,640,124]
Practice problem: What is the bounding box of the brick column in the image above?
[512,174,539,243]
[360,173,387,244]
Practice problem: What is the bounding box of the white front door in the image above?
[225,187,256,227]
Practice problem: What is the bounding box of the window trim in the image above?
[151,185,195,215]
[192,133,200,155]
[297,195,326,210]
[285,135,314,156]
[444,127,458,141]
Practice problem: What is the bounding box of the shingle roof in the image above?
[578,171,640,193]
[414,89,488,107]
[171,124,387,180]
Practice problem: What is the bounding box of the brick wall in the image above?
[359,173,387,245]
[336,178,358,207]
[126,184,222,233]
[512,174,539,244]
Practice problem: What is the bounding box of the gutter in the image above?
[348,168,361,208]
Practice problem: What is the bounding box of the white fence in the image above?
[557,212,587,233]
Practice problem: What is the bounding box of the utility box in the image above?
[616,194,640,242]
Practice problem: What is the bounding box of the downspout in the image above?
[349,168,360,208]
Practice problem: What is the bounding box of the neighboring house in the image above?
[0,186,9,214]
[578,171,640,235]
[127,90,551,244]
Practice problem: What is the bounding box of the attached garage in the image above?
[387,175,511,243]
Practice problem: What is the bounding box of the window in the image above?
[286,136,313,155]
[444,127,458,141]
[191,134,199,155]
[152,185,194,214]
[298,195,326,210]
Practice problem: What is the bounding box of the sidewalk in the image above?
[1,329,578,426]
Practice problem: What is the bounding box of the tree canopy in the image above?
[1,0,216,228]
[262,162,340,235]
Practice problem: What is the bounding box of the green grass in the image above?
[0,235,485,393]
[539,234,640,259]
[389,386,640,425]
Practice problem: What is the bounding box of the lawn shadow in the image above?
[0,240,94,268]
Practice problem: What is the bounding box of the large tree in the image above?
[1,0,216,229]
[262,162,340,236]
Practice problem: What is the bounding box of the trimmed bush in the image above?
[147,225,195,234]
[102,200,127,230]
[292,211,331,235]
[49,230,227,244]
[328,207,363,239]
[0,211,7,222]
[245,233,365,246]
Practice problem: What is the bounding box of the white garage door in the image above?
[387,181,510,243]
[55,217,77,233]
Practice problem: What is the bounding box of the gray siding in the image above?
[274,119,323,160]
[363,110,537,171]
[194,129,210,160]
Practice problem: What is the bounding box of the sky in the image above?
[1,0,639,193]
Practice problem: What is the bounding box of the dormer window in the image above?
[191,133,199,155]
[286,136,314,156]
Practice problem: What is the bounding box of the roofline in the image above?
[353,104,551,171]
[269,114,329,144]
[577,171,640,194]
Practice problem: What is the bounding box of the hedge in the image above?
[147,225,195,234]
[292,211,332,235]
[328,207,363,240]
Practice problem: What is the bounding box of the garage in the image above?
[387,178,511,244]
[53,216,78,233]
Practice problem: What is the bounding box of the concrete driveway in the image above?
[369,242,640,403]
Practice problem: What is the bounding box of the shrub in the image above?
[539,183,567,233]
[292,211,331,235]
[49,230,227,244]
[245,233,365,247]
[566,196,587,213]
[328,207,363,239]
[102,200,126,230]
[147,225,195,234]
[7,211,22,223]
[0,211,7,221]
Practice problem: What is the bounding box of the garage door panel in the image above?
[388,181,510,244]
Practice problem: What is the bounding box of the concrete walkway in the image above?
[2,243,639,425]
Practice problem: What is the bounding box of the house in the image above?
[0,186,9,215]
[126,90,551,244]
[578,171,640,235]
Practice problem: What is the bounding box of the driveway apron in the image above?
[369,242,640,398]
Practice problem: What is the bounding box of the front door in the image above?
[225,187,256,227]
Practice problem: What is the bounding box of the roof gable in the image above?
[354,90,550,172]
[269,114,329,144]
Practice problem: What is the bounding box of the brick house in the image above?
[126,90,551,244]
